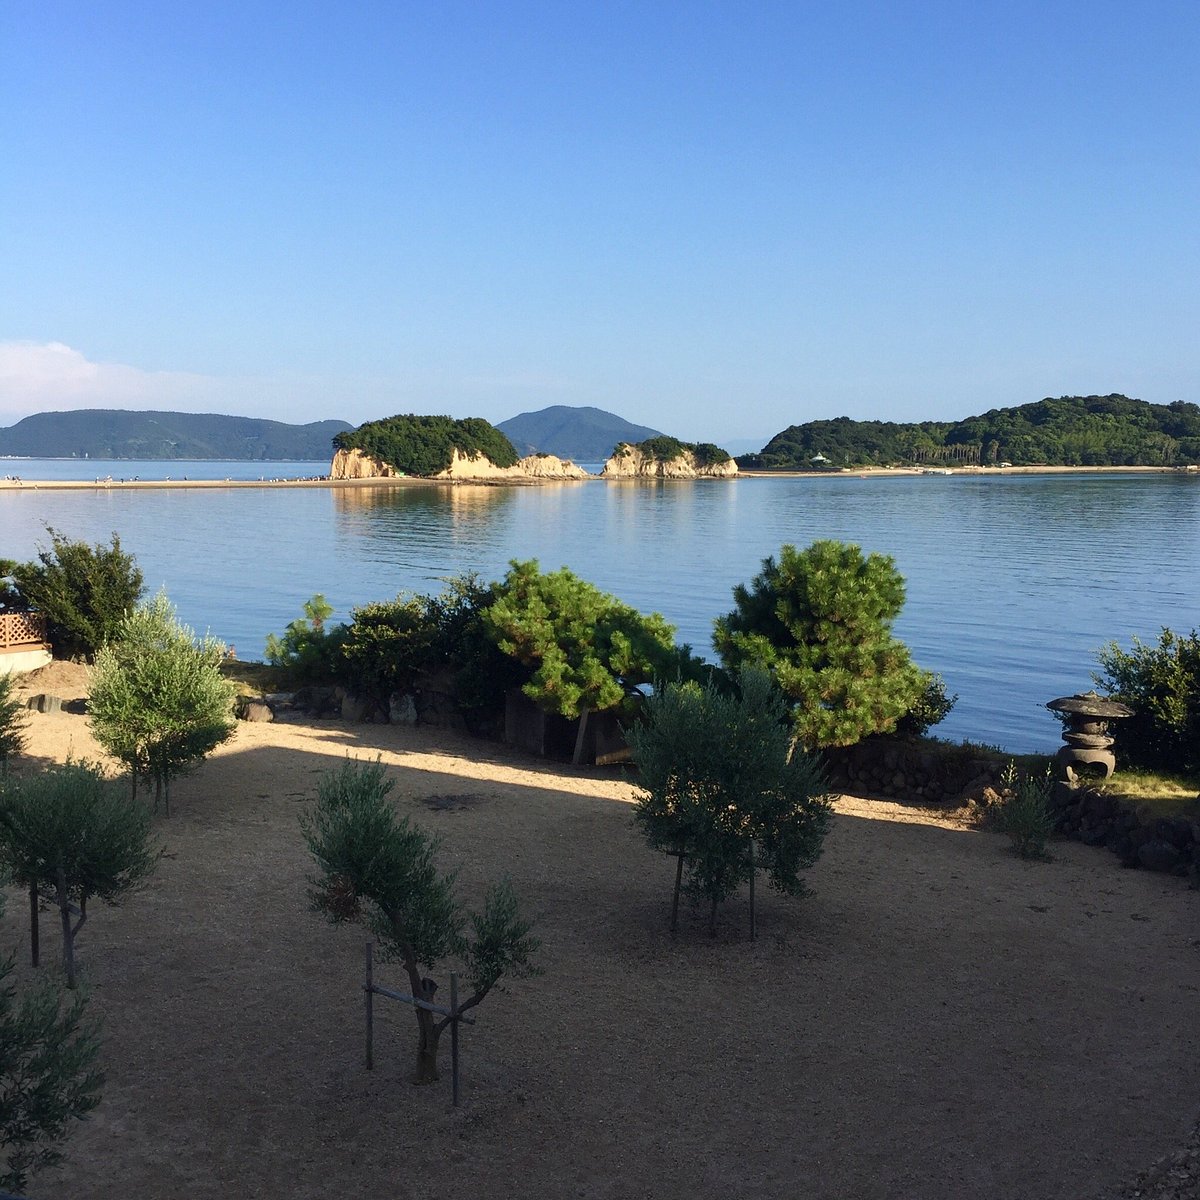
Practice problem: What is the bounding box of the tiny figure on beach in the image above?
[225,645,237,661]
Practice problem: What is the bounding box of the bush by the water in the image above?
[1095,628,1200,775]
[1,528,144,661]
[713,540,935,749]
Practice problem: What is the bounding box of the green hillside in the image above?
[0,409,352,460]
[740,395,1200,469]
[497,405,663,459]
[334,414,519,475]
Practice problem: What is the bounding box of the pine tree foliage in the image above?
[713,540,926,749]
[302,759,539,1084]
[483,560,679,718]
[2,528,144,661]
[89,593,237,811]
[629,668,831,931]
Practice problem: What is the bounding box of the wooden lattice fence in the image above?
[0,611,48,651]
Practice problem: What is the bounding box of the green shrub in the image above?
[1094,628,1200,775]
[0,673,25,774]
[2,528,144,661]
[335,594,441,716]
[628,667,831,935]
[483,560,680,719]
[713,540,927,749]
[894,672,957,739]
[992,763,1056,860]
[264,594,347,684]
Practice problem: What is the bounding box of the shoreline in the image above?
[1,463,1193,490]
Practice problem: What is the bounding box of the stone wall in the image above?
[1052,784,1200,884]
[823,737,1006,805]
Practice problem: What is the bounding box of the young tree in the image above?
[0,897,103,1193]
[89,593,238,812]
[302,759,540,1084]
[0,761,159,987]
[0,673,25,776]
[713,540,927,749]
[264,593,346,684]
[628,668,831,935]
[3,528,144,661]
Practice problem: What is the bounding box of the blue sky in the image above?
[2,1,1196,445]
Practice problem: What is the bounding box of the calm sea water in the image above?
[3,462,1198,754]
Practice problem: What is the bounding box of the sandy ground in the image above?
[4,663,1199,1200]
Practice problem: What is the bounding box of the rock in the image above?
[600,443,737,479]
[237,697,274,722]
[25,693,61,713]
[293,686,341,717]
[341,694,373,722]
[1137,840,1183,872]
[330,448,400,479]
[389,693,418,724]
[433,449,590,480]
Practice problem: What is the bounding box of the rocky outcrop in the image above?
[601,444,737,479]
[330,448,400,479]
[331,445,590,481]
[433,449,590,480]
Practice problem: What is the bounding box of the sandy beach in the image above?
[3,662,1197,1200]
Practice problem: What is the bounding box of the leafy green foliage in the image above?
[713,540,926,749]
[629,668,830,932]
[615,436,733,467]
[302,759,539,1084]
[0,939,103,1191]
[1095,628,1200,774]
[483,560,680,718]
[334,414,520,475]
[2,528,144,661]
[89,594,238,811]
[993,762,1056,859]
[0,761,159,986]
[0,673,25,774]
[264,594,347,684]
[335,594,440,716]
[739,395,1200,468]
[893,672,957,739]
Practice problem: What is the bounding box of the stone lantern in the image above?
[1045,690,1134,782]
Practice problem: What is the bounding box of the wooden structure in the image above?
[0,611,51,674]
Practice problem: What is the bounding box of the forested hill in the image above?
[497,405,663,459]
[0,409,353,460]
[739,395,1200,469]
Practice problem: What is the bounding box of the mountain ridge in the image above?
[496,405,664,460]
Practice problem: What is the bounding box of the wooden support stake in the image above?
[364,941,374,1071]
[450,972,460,1107]
[29,880,38,968]
[748,837,756,943]
[670,851,684,936]
[572,707,590,766]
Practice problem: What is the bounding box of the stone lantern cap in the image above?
[1046,690,1134,719]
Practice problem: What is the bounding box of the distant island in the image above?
[496,405,664,460]
[740,395,1200,470]
[0,409,352,461]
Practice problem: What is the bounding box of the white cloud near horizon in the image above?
[0,341,223,421]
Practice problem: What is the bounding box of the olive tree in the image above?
[89,593,238,813]
[0,673,25,776]
[0,761,159,986]
[303,759,540,1085]
[0,896,103,1192]
[628,668,831,935]
[713,540,929,749]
